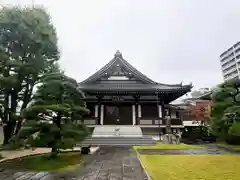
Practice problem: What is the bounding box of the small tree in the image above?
[17,72,89,157]
[188,100,211,125]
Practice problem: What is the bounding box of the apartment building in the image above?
[220,41,240,81]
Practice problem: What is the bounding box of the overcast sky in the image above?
[1,0,240,91]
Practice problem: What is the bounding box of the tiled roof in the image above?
[79,51,192,92]
[81,50,156,84]
[79,83,192,92]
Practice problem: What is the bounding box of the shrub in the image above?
[226,123,240,145]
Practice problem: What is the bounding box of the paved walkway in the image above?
[0,147,99,163]
[0,146,148,180]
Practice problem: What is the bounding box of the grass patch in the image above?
[134,142,203,150]
[0,152,82,172]
[217,143,240,152]
[140,155,240,180]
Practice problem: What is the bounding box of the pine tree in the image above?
[0,6,59,144]
[210,79,240,144]
[15,72,89,157]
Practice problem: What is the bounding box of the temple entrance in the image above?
[104,105,119,125]
[119,105,132,125]
[104,104,132,125]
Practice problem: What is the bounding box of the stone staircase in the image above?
[79,136,156,146]
[92,125,143,137]
[79,125,157,146]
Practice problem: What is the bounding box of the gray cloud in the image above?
[2,0,240,91]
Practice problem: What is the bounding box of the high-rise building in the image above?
[220,41,240,81]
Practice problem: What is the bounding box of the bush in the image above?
[228,123,240,136]
[226,123,240,145]
[182,126,216,143]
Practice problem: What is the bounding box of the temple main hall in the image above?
[78,51,192,135]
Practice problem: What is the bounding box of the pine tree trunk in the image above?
[15,82,34,135]
[50,113,62,158]
[3,122,13,145]
[50,146,58,158]
[14,120,22,135]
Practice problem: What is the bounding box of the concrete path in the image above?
[0,146,148,180]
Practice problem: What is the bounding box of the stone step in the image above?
[79,136,156,146]
[92,125,143,137]
[79,142,156,146]
[85,136,153,141]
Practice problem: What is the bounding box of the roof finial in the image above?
[115,50,122,57]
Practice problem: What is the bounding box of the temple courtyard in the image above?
[0,52,239,179]
[0,144,239,180]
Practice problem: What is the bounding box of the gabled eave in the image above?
[79,51,193,93]
[80,51,156,84]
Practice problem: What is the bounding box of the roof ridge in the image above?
[80,57,116,84]
[119,57,156,84]
[80,51,193,88]
[80,51,156,84]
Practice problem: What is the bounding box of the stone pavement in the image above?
[0,147,99,163]
[0,146,148,180]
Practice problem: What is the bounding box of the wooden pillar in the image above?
[135,103,138,125]
[94,104,98,125]
[158,105,162,118]
[138,104,141,118]
[100,105,104,125]
[97,95,103,125]
[132,104,136,125]
[97,103,101,125]
[133,95,140,125]
[94,105,98,118]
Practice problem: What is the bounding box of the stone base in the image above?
[162,134,180,144]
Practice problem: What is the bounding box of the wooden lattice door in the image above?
[104,106,119,125]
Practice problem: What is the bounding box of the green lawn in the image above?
[134,142,203,150]
[0,152,82,172]
[140,155,240,180]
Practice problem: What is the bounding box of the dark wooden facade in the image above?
[79,51,192,127]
